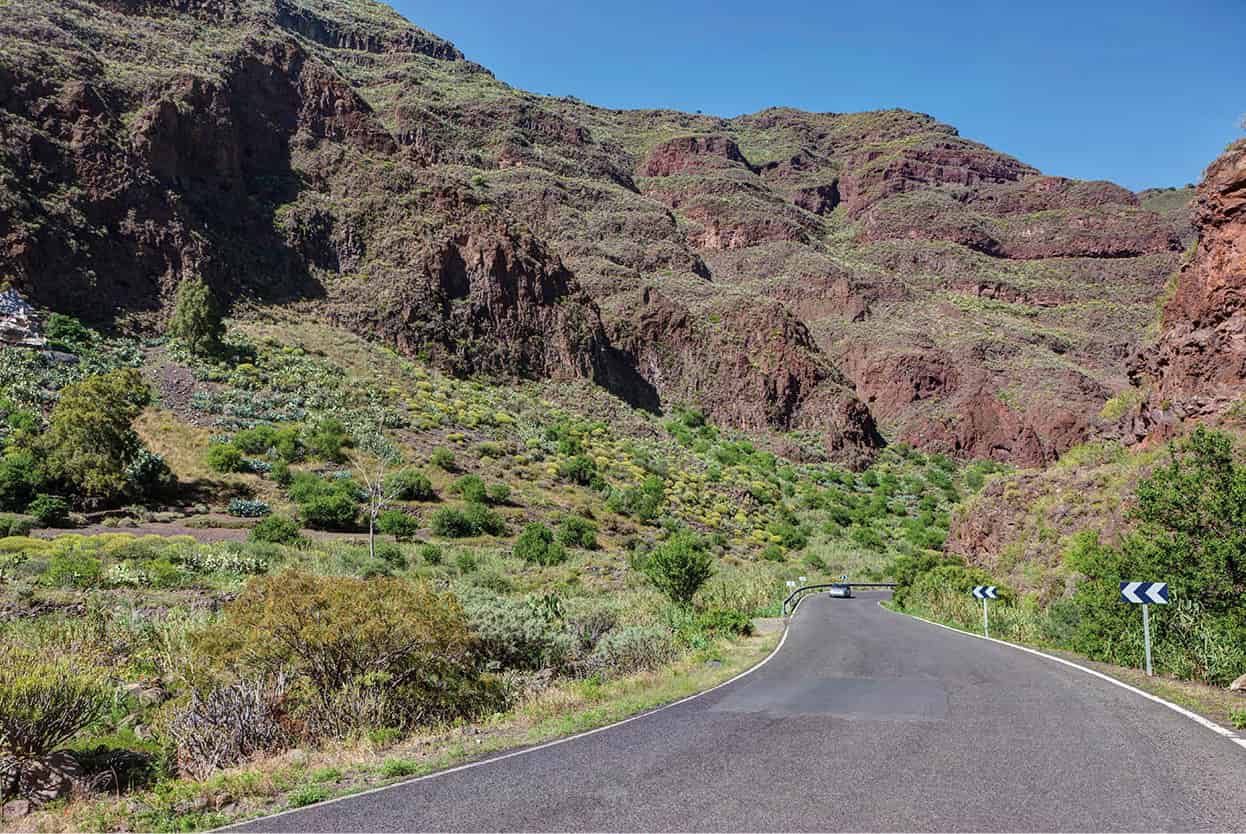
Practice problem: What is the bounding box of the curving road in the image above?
[229,592,1246,832]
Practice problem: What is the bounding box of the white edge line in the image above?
[881,600,1246,752]
[215,601,804,831]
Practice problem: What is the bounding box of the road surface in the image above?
[229,592,1246,832]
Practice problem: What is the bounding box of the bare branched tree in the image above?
[347,419,403,559]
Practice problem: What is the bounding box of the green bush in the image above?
[206,443,246,474]
[555,516,597,550]
[458,589,574,672]
[28,494,70,527]
[695,608,754,637]
[430,448,457,472]
[300,492,359,531]
[453,475,487,504]
[0,514,33,537]
[645,533,713,606]
[485,483,510,505]
[463,502,505,537]
[608,475,665,521]
[0,648,113,762]
[304,418,349,463]
[250,515,302,545]
[514,523,567,566]
[557,455,598,486]
[0,452,39,513]
[194,572,502,735]
[166,277,224,356]
[384,468,435,501]
[418,543,443,565]
[123,448,175,497]
[44,551,102,588]
[42,368,151,500]
[43,313,94,350]
[430,507,473,538]
[377,509,418,541]
[588,626,675,676]
[761,544,784,562]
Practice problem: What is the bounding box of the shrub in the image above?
[452,475,487,504]
[227,498,271,518]
[165,676,292,780]
[43,313,94,350]
[374,542,407,570]
[696,609,754,637]
[0,452,39,513]
[557,455,597,486]
[28,494,70,528]
[195,572,503,734]
[43,369,151,500]
[304,418,349,463]
[463,502,505,537]
[0,648,113,766]
[250,515,302,545]
[418,543,443,565]
[429,448,456,472]
[384,468,435,501]
[458,589,574,672]
[300,492,358,531]
[124,448,175,497]
[206,443,246,474]
[645,533,714,606]
[761,544,785,562]
[556,516,598,550]
[514,523,567,566]
[166,277,224,356]
[588,626,675,676]
[430,507,473,538]
[609,475,665,521]
[485,483,510,505]
[0,514,33,537]
[377,509,418,541]
[454,551,478,573]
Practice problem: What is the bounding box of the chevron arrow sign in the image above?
[1120,582,1169,604]
[972,585,998,600]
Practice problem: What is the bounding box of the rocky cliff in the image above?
[0,0,1196,465]
[1130,141,1246,429]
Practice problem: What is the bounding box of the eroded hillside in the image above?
[0,0,1193,464]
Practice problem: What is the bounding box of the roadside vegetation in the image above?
[0,313,992,829]
[891,427,1246,688]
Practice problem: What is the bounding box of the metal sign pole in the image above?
[983,598,989,639]
[1142,603,1152,677]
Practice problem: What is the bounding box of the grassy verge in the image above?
[17,630,780,833]
[883,601,1246,735]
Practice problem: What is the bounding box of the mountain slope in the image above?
[0,0,1190,464]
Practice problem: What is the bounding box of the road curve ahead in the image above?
[229,592,1246,832]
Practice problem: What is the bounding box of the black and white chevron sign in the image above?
[972,585,998,600]
[1120,582,1169,604]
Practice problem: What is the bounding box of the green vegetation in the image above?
[166,278,225,357]
[894,427,1246,686]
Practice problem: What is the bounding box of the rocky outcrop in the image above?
[1131,141,1246,427]
[639,135,753,178]
[612,289,882,466]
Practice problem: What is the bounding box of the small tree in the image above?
[348,425,404,560]
[166,277,224,356]
[43,368,151,500]
[645,532,714,606]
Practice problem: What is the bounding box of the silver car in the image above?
[828,583,853,599]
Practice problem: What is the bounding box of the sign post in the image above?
[1120,581,1169,676]
[972,586,998,638]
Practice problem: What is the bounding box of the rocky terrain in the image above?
[0,0,1205,466]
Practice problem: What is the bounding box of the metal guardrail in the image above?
[782,582,897,616]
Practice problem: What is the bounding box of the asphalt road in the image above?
[229,592,1246,832]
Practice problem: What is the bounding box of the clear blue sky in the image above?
[391,0,1245,191]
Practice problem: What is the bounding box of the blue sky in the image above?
[392,0,1245,191]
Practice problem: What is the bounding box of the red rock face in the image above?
[611,289,882,467]
[639,135,753,177]
[1132,141,1246,424]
